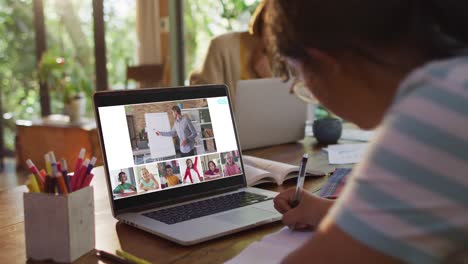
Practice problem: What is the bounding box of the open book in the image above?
[242,155,325,186]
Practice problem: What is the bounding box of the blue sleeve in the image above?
[159,125,177,137]
[186,118,198,141]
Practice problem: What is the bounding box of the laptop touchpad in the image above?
[214,207,275,225]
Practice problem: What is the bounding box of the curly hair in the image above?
[264,0,468,77]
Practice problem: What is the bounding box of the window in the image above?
[184,0,260,79]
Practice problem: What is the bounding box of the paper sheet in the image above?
[341,128,375,142]
[325,143,368,165]
[225,227,313,264]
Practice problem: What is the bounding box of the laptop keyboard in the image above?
[143,191,272,225]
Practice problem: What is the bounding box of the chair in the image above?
[125,59,170,89]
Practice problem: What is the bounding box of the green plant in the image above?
[315,105,340,120]
[0,0,134,151]
[38,49,92,105]
[184,0,261,76]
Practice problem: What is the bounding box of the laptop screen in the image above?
[96,88,244,206]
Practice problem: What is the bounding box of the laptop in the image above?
[235,78,307,150]
[93,85,281,245]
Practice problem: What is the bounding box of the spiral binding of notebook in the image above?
[318,168,351,199]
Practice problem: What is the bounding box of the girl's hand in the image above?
[274,188,334,229]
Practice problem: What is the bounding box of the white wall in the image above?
[207,97,238,152]
[98,106,134,170]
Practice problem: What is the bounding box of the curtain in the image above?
[136,0,162,64]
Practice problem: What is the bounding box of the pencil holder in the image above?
[23,186,95,263]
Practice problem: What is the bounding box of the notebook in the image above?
[93,85,281,245]
[226,227,313,264]
[318,168,351,199]
[235,78,307,150]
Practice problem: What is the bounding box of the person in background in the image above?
[139,168,159,191]
[266,0,468,263]
[189,0,272,99]
[223,153,241,176]
[164,164,182,187]
[183,157,202,184]
[204,160,222,180]
[113,172,137,194]
[156,105,198,157]
[157,163,166,176]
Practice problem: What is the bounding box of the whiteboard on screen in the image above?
[145,113,176,159]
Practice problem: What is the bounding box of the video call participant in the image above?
[113,172,137,194]
[223,153,241,176]
[164,164,182,187]
[156,105,198,157]
[183,157,202,184]
[139,168,159,191]
[204,160,222,180]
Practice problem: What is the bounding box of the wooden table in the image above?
[0,140,330,264]
[15,117,102,171]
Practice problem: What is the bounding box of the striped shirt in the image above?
[329,57,468,264]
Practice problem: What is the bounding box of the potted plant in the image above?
[38,49,92,123]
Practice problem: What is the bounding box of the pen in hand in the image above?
[289,153,309,230]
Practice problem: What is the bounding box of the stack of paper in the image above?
[226,227,313,264]
[341,128,375,142]
[324,143,368,165]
